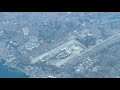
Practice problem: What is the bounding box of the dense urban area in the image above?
[0,12,120,78]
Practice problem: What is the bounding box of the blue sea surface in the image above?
[0,59,29,78]
[1,12,120,78]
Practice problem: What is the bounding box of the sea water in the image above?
[0,59,29,78]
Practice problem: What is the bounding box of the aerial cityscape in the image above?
[0,12,120,78]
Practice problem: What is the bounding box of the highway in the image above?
[59,33,120,68]
[31,33,120,69]
[30,39,85,64]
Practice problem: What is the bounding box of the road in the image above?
[59,33,120,68]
